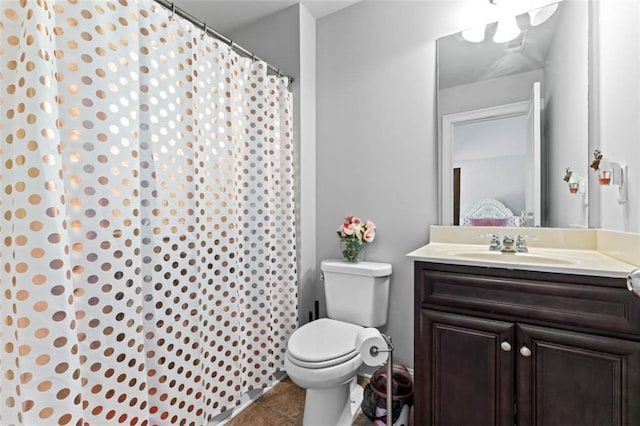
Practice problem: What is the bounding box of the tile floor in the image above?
[225,377,376,426]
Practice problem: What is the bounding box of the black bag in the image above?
[361,363,413,424]
[361,382,404,423]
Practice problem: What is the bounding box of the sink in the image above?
[454,251,575,266]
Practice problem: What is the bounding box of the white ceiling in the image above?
[172,0,362,35]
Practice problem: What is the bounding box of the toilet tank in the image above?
[321,260,392,327]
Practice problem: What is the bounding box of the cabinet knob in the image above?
[500,341,512,352]
[519,346,532,357]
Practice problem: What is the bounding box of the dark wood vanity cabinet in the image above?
[414,262,640,426]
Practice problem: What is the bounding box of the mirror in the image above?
[438,1,589,228]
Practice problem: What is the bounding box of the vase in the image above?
[340,239,365,263]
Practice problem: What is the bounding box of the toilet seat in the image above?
[287,318,363,369]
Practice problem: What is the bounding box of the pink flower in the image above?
[342,223,355,236]
[363,228,375,243]
[337,215,377,245]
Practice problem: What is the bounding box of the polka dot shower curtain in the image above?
[0,1,297,424]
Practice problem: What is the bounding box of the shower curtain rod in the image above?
[153,0,295,84]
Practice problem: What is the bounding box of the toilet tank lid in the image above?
[321,260,392,277]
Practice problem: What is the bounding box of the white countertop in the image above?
[407,242,636,278]
[407,226,640,279]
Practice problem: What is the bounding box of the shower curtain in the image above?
[0,1,297,424]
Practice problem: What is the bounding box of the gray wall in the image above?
[544,0,589,228]
[595,0,640,233]
[317,1,474,368]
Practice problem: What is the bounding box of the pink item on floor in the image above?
[373,407,387,425]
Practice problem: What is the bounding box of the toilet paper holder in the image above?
[369,333,393,357]
[369,334,394,426]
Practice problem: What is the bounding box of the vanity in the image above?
[408,226,640,426]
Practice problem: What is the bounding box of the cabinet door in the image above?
[516,324,640,426]
[416,310,515,426]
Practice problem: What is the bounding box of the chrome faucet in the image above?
[484,234,530,253]
[501,235,516,253]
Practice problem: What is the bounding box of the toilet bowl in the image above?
[285,318,365,426]
[286,318,363,386]
[285,260,392,426]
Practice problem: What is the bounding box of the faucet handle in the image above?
[515,234,535,252]
[481,233,501,251]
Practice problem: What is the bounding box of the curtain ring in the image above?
[251,52,256,62]
[277,69,282,78]
[229,40,235,53]
[170,3,176,20]
[201,23,207,39]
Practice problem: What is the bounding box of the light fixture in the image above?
[528,3,559,26]
[493,15,520,43]
[462,26,486,43]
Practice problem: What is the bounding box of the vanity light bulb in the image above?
[528,3,559,26]
[493,16,520,43]
[462,26,486,43]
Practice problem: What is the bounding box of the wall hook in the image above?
[596,158,628,204]
[564,167,586,195]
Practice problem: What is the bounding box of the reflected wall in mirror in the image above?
[438,0,588,228]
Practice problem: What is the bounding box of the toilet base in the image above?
[302,377,363,426]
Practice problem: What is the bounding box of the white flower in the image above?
[365,220,376,230]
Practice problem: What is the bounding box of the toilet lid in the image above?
[287,318,363,363]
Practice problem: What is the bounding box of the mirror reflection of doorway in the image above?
[453,167,460,225]
[442,82,542,227]
[453,114,527,224]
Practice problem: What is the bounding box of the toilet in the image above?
[285,259,392,426]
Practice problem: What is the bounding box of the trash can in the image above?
[361,363,413,425]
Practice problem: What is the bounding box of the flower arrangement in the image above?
[336,215,376,262]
